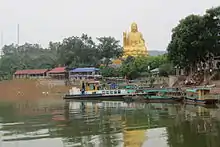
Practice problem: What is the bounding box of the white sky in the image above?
[0,0,219,50]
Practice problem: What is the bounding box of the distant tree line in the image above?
[0,34,123,79]
[100,55,173,79]
[0,33,172,80]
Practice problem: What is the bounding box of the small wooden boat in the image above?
[185,87,218,105]
[165,91,185,101]
[141,89,183,103]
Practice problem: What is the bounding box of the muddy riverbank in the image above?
[0,79,71,100]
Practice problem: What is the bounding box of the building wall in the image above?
[69,71,101,80]
[70,71,100,76]
[14,73,47,79]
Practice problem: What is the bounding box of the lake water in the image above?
[0,98,220,147]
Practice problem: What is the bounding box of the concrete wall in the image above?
[168,75,178,87]
[143,77,169,86]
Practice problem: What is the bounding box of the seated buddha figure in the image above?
[122,22,148,58]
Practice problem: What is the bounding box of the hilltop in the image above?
[148,50,166,56]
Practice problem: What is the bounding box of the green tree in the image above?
[116,55,169,79]
[100,66,120,77]
[97,37,123,67]
[143,55,168,70]
[0,43,57,79]
[119,56,139,79]
[57,34,99,67]
[0,33,124,80]
[167,6,220,73]
[167,14,205,70]
[159,63,174,77]
[202,6,220,56]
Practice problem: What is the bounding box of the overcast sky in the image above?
[0,0,219,51]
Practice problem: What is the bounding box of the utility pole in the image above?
[0,31,3,57]
[217,15,220,45]
[17,24,19,46]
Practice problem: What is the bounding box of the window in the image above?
[110,91,113,94]
[114,91,117,94]
[106,102,109,107]
[118,103,121,107]
[89,84,94,90]
[118,90,121,94]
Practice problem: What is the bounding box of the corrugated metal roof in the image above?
[70,67,99,73]
[150,68,159,72]
[48,67,66,73]
[14,69,48,75]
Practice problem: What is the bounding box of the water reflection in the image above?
[0,99,220,147]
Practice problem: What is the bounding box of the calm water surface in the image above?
[0,98,220,147]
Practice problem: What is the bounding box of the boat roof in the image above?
[87,81,100,84]
[186,87,211,92]
[125,85,138,88]
[145,88,176,92]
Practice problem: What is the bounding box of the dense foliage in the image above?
[0,43,58,79]
[0,34,122,79]
[0,32,170,80]
[167,6,220,73]
[100,55,173,79]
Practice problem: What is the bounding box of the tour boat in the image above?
[64,87,133,100]
[63,80,146,100]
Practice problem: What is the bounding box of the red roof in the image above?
[14,69,48,75]
[48,67,66,74]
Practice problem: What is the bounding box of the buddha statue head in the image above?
[131,22,138,32]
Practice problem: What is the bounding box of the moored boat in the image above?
[140,88,184,103]
[64,87,132,100]
[185,87,218,105]
[63,80,146,101]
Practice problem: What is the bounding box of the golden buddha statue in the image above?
[122,22,148,58]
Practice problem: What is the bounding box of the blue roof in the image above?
[70,67,100,73]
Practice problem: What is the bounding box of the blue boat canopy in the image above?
[70,67,100,73]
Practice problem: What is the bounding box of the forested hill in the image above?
[148,50,166,56]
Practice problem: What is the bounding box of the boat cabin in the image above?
[102,90,122,95]
[124,84,142,94]
[185,88,211,100]
[124,85,138,89]
[165,91,184,98]
[144,89,172,95]
[81,80,100,92]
